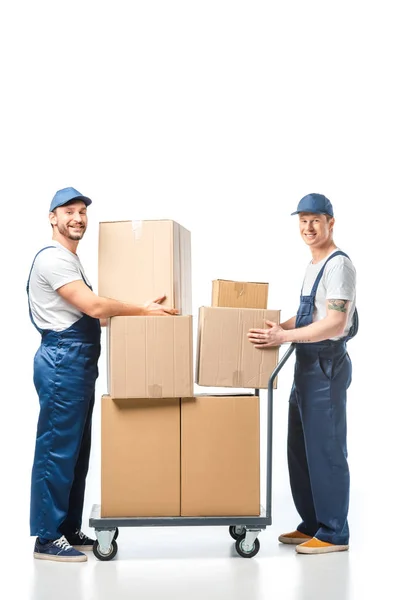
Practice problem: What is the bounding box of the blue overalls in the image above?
[27,246,101,540]
[288,250,358,545]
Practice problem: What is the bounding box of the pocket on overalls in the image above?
[297,299,313,316]
[318,352,333,381]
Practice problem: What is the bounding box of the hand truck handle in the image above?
[265,343,295,521]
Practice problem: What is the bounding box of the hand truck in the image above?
[89,344,295,560]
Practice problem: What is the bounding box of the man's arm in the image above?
[248,299,350,347]
[57,280,177,318]
[280,316,297,330]
[282,299,349,342]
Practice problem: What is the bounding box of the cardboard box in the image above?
[212,279,269,309]
[101,395,180,517]
[108,315,193,399]
[196,307,280,389]
[98,220,192,315]
[181,395,260,516]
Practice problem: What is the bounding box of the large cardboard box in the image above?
[101,395,180,517]
[98,220,192,315]
[212,279,269,309]
[181,395,260,516]
[107,315,193,399]
[196,307,280,389]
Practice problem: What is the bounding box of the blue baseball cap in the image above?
[49,187,92,212]
[291,193,334,217]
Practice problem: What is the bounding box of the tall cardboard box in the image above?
[196,307,280,389]
[101,395,180,517]
[108,315,193,398]
[212,280,269,309]
[181,395,260,516]
[98,220,192,315]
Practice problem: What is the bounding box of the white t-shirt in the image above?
[28,241,92,332]
[301,248,356,340]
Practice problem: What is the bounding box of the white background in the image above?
[0,0,399,589]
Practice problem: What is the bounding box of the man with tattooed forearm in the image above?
[248,193,358,555]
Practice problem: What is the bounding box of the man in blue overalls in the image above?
[28,187,177,562]
[248,193,357,555]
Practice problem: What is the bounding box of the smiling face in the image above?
[49,200,88,241]
[299,212,334,249]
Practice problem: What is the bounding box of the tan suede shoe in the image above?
[278,530,312,545]
[296,537,349,554]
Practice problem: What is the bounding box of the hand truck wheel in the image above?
[229,525,246,540]
[93,539,118,561]
[235,536,260,558]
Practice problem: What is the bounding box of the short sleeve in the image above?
[324,260,356,302]
[35,249,83,291]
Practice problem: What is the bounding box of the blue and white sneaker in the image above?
[34,535,87,562]
[66,529,95,550]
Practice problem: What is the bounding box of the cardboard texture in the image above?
[196,307,280,389]
[212,279,269,309]
[98,220,192,315]
[101,395,181,517]
[107,315,193,399]
[181,395,260,516]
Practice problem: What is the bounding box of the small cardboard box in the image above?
[212,279,269,309]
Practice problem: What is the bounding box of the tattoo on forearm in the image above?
[328,299,348,313]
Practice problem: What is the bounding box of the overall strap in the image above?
[308,250,350,298]
[26,246,57,333]
[79,269,92,291]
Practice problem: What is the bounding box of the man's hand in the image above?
[247,320,286,348]
[143,295,179,316]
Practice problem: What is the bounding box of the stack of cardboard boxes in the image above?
[98,221,280,518]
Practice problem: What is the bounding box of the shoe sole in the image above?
[72,545,93,551]
[34,552,87,562]
[296,544,349,555]
[278,536,312,545]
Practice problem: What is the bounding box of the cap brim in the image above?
[72,195,92,206]
[291,209,329,216]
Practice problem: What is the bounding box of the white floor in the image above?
[4,486,396,600]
